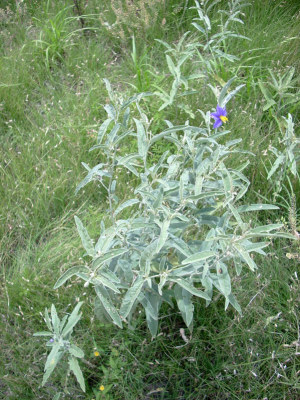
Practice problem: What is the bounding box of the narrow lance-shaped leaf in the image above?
[169,277,210,300]
[92,248,128,269]
[97,118,112,144]
[237,204,279,212]
[114,199,139,217]
[156,219,170,254]
[43,343,62,385]
[221,84,245,107]
[69,356,86,392]
[182,251,216,265]
[62,302,83,337]
[217,263,231,296]
[95,286,122,328]
[174,285,194,329]
[33,331,53,337]
[50,305,60,336]
[69,344,84,359]
[44,307,52,332]
[54,266,89,290]
[75,216,95,257]
[92,275,120,294]
[134,118,148,160]
[234,245,257,271]
[120,276,145,319]
[218,77,236,107]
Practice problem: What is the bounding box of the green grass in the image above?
[0,0,299,399]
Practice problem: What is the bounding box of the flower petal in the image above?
[216,105,224,114]
[210,112,219,120]
[213,119,223,129]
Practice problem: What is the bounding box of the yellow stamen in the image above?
[220,115,228,123]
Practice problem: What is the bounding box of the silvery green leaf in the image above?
[97,118,112,144]
[44,342,61,373]
[140,241,158,273]
[191,22,206,34]
[44,308,52,332]
[120,92,152,110]
[201,275,213,306]
[258,81,274,102]
[168,236,191,258]
[75,216,95,257]
[151,150,169,176]
[234,245,257,271]
[154,38,173,51]
[69,356,85,392]
[50,305,60,336]
[107,123,121,144]
[263,99,276,111]
[62,302,83,337]
[75,163,105,194]
[174,285,194,329]
[104,104,116,120]
[227,203,244,228]
[100,269,120,284]
[169,278,210,300]
[95,286,122,328]
[213,49,238,62]
[134,118,148,159]
[92,275,120,293]
[60,315,68,332]
[92,248,128,269]
[169,265,196,277]
[42,347,63,386]
[149,126,196,146]
[187,190,224,200]
[145,298,160,337]
[218,77,236,107]
[152,187,164,210]
[221,84,245,107]
[182,251,216,265]
[117,154,140,176]
[207,0,222,12]
[217,263,231,296]
[94,296,111,324]
[69,344,84,359]
[158,274,167,295]
[166,55,178,78]
[114,199,139,216]
[237,204,279,212]
[225,293,242,315]
[33,331,53,337]
[54,266,89,289]
[243,241,269,254]
[138,293,158,321]
[248,224,283,234]
[103,78,114,102]
[156,219,170,253]
[120,276,145,318]
[52,394,61,400]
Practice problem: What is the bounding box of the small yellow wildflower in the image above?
[94,351,100,357]
[99,385,105,391]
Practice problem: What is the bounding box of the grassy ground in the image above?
[0,0,299,399]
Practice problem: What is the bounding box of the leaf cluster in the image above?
[34,303,86,392]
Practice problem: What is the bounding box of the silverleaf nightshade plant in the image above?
[48,77,292,344]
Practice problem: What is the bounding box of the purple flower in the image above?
[49,338,54,343]
[211,105,228,128]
